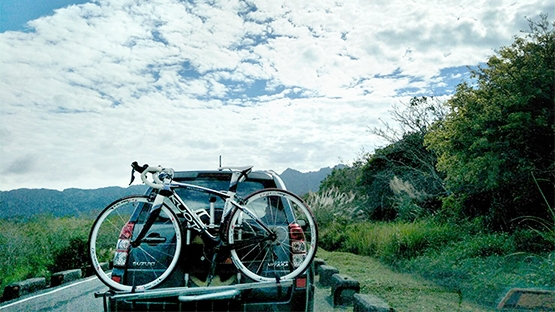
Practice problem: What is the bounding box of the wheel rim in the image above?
[89,196,182,291]
[228,190,317,282]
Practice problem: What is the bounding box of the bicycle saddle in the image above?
[218,166,253,175]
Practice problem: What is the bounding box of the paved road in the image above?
[0,276,349,312]
[0,277,107,312]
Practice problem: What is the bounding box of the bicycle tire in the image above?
[88,195,182,291]
[227,189,318,282]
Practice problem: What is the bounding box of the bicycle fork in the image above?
[131,194,165,247]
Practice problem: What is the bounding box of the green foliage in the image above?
[0,215,93,297]
[318,221,348,251]
[402,248,555,308]
[319,161,364,194]
[515,173,555,245]
[305,187,359,250]
[315,19,555,306]
[358,131,445,221]
[389,176,433,222]
[338,220,457,262]
[358,152,397,220]
[319,219,555,309]
[425,15,555,229]
[50,237,90,273]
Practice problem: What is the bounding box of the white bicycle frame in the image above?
[138,165,274,244]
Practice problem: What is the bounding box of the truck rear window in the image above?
[174,177,275,211]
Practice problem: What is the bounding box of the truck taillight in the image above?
[112,222,135,268]
[119,222,136,239]
[112,247,129,267]
[289,223,306,269]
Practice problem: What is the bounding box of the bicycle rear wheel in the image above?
[88,195,182,291]
[227,189,318,282]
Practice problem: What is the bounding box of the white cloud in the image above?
[0,0,553,190]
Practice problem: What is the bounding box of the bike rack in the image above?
[95,279,294,310]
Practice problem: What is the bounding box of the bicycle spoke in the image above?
[104,216,126,234]
[254,246,271,275]
[89,196,182,291]
[229,189,318,282]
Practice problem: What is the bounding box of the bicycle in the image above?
[88,162,318,292]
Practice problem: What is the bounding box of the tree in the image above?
[369,96,449,197]
[348,96,449,221]
[425,15,555,230]
[359,130,445,221]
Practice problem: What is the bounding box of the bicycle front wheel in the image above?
[88,195,182,291]
[228,189,318,282]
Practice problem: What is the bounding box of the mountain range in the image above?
[0,166,341,219]
[280,165,345,195]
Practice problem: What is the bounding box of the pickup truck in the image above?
[98,169,315,311]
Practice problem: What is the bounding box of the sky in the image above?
[1,0,553,191]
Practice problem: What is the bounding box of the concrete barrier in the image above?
[2,277,47,301]
[1,266,98,302]
[497,288,555,310]
[331,273,360,306]
[318,265,339,287]
[313,258,326,275]
[84,262,110,277]
[353,293,393,312]
[51,269,82,287]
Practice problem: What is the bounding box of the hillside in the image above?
[0,185,147,219]
[0,166,339,219]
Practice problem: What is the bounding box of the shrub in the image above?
[511,228,555,253]
[0,215,93,297]
[390,176,427,222]
[50,237,89,273]
[318,220,348,251]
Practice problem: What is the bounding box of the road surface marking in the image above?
[0,276,99,310]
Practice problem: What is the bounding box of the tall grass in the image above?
[0,215,94,297]
[309,184,554,309]
[514,173,555,245]
[343,220,457,262]
[317,217,554,309]
[305,187,359,227]
[305,187,361,250]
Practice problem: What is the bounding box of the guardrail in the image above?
[1,263,109,302]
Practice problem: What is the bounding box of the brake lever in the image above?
[129,167,136,186]
[129,161,149,185]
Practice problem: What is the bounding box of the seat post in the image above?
[221,166,253,193]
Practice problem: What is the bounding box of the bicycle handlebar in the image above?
[131,161,173,189]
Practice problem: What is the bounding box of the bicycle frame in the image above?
[134,180,275,248]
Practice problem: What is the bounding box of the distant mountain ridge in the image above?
[0,185,147,220]
[0,166,341,219]
[279,165,345,196]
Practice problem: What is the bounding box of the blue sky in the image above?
[1,0,90,32]
[1,0,553,191]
